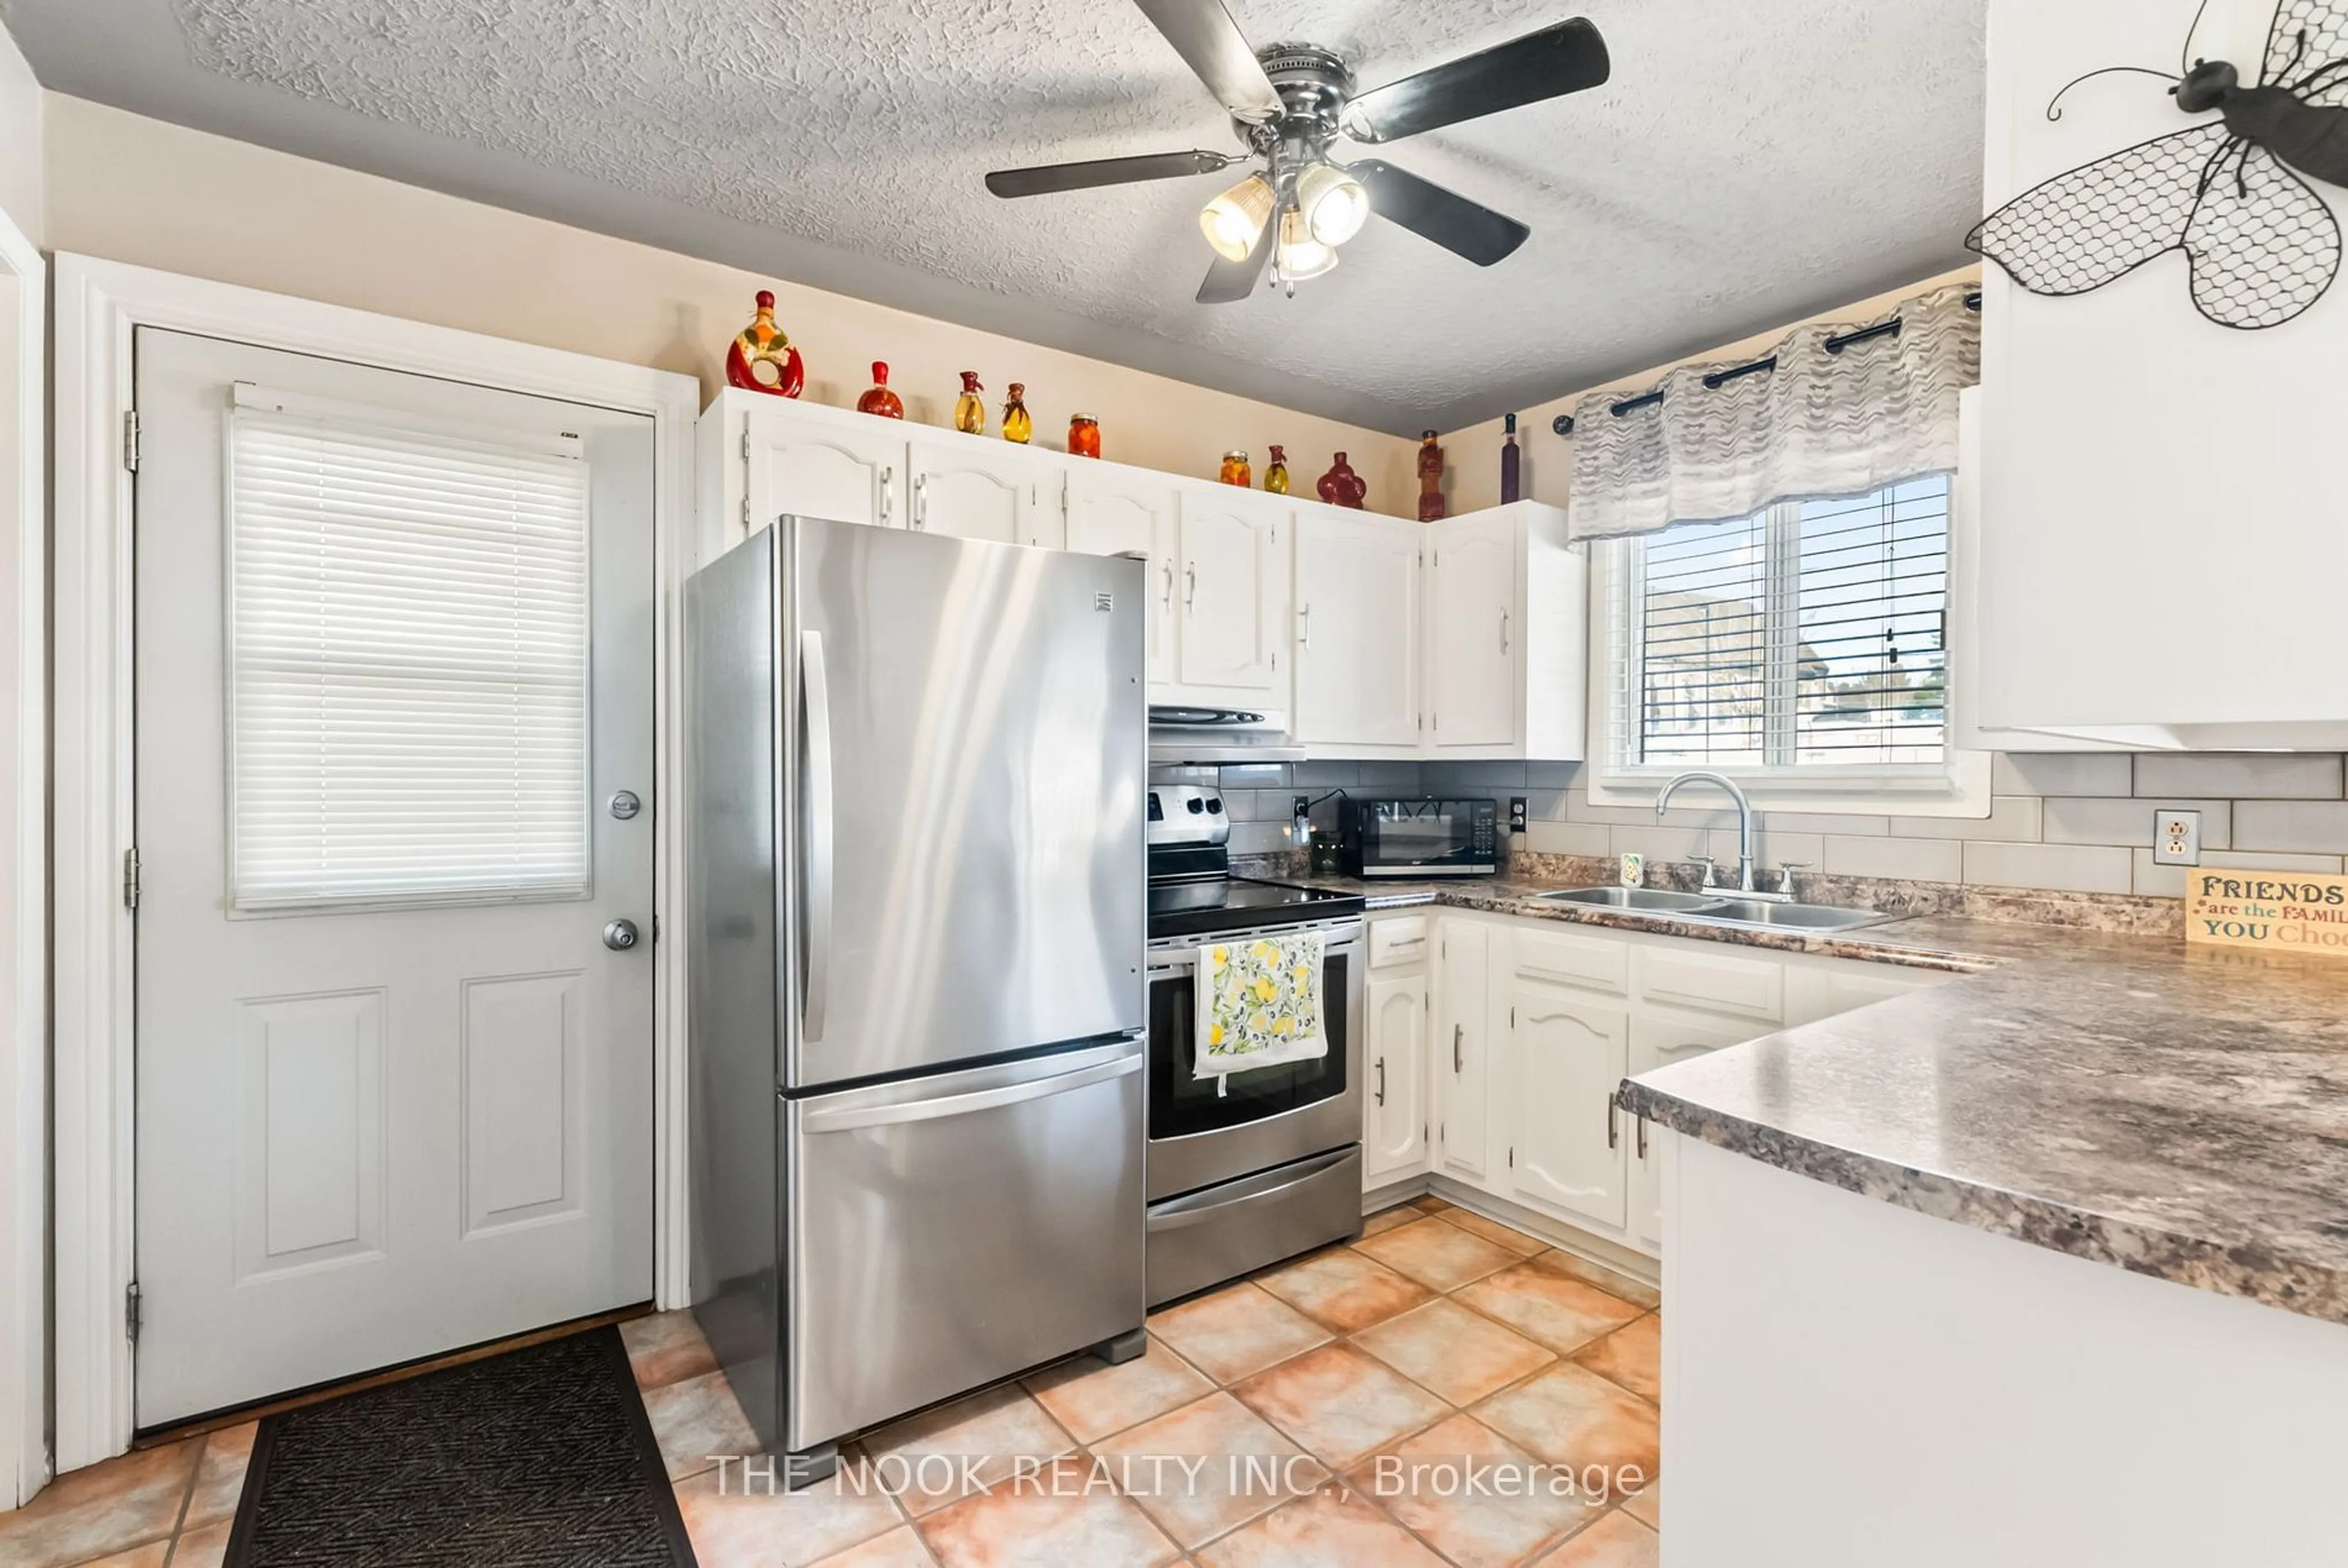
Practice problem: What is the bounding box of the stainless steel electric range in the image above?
[1143,785,1367,1307]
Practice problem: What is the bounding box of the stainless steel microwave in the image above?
[1338,798,1501,878]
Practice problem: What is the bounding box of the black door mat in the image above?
[225,1325,697,1567]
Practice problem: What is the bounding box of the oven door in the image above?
[1145,925,1364,1202]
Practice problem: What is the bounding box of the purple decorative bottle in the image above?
[1500,412,1522,504]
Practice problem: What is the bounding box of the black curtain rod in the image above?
[1549,290,1983,436]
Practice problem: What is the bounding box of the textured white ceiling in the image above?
[5,0,1984,432]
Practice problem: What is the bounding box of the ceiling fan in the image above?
[984,0,1610,303]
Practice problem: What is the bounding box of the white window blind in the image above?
[1600,476,1949,774]
[227,399,591,911]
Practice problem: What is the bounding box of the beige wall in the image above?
[0,21,40,246]
[41,94,1420,510]
[1439,265,1982,517]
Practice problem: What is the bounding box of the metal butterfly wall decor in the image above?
[1969,0,2348,328]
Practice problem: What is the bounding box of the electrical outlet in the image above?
[1508,796,1528,834]
[2153,809,2202,866]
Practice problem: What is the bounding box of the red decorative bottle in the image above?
[725,289,805,398]
[1417,430,1446,523]
[1316,452,1367,510]
[857,361,904,419]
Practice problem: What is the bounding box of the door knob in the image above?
[602,919,641,951]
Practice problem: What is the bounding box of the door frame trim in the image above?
[50,254,701,1474]
[0,201,43,1511]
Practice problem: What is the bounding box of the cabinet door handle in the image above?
[1184,564,1198,609]
[1452,1023,1463,1073]
[879,466,894,524]
[1500,609,1510,655]
[1636,1114,1649,1159]
[1607,1096,1620,1150]
[1299,603,1311,649]
[914,473,928,529]
[1374,1056,1386,1106]
[1161,562,1175,608]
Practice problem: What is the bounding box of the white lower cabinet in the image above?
[1505,984,1629,1229]
[1434,920,1495,1183]
[1625,1008,1753,1249]
[1364,971,1429,1183]
[1397,911,1954,1255]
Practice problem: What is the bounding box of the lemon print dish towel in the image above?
[1195,931,1327,1080]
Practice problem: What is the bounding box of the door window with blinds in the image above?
[225,388,591,911]
[1596,476,1952,788]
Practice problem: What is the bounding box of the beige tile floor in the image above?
[0,1198,1661,1567]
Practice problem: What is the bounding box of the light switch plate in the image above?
[2153,809,2202,866]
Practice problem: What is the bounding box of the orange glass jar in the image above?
[1219,450,1252,487]
[1068,413,1101,459]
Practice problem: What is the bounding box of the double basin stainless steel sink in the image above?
[1535,885,1892,933]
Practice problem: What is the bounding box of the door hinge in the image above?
[125,1281,141,1343]
[740,427,750,460]
[740,496,750,529]
[121,411,141,474]
[122,847,141,910]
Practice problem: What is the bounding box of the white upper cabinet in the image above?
[1293,512,1421,748]
[1178,488,1290,698]
[1428,510,1517,747]
[909,436,1066,550]
[1066,463,1180,686]
[742,400,904,533]
[1976,0,2348,749]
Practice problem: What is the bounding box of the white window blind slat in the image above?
[1601,476,1950,774]
[227,406,591,911]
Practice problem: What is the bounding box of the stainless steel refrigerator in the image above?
[687,517,1148,1483]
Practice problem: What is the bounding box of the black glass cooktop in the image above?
[1146,878,1365,941]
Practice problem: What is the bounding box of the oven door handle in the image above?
[1145,1147,1358,1232]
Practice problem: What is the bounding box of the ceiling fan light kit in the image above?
[985,0,1609,303]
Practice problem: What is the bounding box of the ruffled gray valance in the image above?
[1565,283,1981,543]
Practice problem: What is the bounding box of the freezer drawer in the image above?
[1146,1144,1364,1308]
[786,1037,1146,1451]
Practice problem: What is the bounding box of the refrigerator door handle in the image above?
[800,628,835,1042]
[799,1050,1143,1134]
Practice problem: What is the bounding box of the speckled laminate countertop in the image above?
[1269,870,2348,1326]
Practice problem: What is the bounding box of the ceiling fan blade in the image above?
[1197,213,1277,304]
[1131,0,1283,122]
[985,149,1238,198]
[1350,160,1530,266]
[1343,18,1610,144]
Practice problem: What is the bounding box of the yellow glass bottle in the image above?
[953,371,986,435]
[1002,382,1033,444]
[1263,444,1290,495]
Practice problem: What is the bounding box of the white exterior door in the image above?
[1067,466,1180,685]
[1430,513,1516,746]
[1293,513,1421,748]
[747,406,904,529]
[1507,983,1630,1229]
[1178,491,1286,696]
[1363,973,1428,1182]
[131,331,656,1425]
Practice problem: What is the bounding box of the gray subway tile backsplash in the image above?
[1159,748,2348,898]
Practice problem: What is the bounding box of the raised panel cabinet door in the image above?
[1507,982,1630,1230]
[909,436,1063,547]
[1293,513,1422,746]
[1625,1008,1752,1250]
[1364,972,1430,1183]
[1435,921,1490,1180]
[1068,468,1180,685]
[1178,490,1287,695]
[747,408,906,531]
[1429,513,1518,746]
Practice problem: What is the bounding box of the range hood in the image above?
[1148,705,1305,764]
